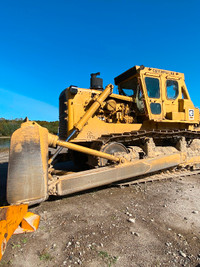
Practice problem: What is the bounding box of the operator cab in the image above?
[114,66,141,97]
[114,65,199,124]
[114,66,145,117]
[118,76,138,97]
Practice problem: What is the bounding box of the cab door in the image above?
[164,77,181,120]
[142,75,163,121]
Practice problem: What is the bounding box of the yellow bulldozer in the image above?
[1,65,200,260]
[6,65,200,206]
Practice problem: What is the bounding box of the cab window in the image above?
[145,77,160,98]
[121,88,134,96]
[166,80,178,99]
[119,77,138,97]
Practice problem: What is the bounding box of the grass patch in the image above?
[98,250,118,267]
[11,243,21,249]
[38,249,53,261]
[0,260,12,265]
[21,237,28,244]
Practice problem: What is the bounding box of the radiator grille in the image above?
[59,89,68,140]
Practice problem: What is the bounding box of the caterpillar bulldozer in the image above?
[5,65,200,207]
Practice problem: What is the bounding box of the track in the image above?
[116,167,200,187]
[52,127,200,197]
[98,129,200,144]
[50,128,200,197]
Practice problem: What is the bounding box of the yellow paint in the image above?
[60,65,200,143]
[74,84,113,131]
[0,205,40,261]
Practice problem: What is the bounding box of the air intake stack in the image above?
[90,72,103,90]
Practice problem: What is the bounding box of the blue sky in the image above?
[0,0,200,121]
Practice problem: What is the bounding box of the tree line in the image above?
[0,118,59,136]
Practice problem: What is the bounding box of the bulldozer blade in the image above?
[7,121,49,206]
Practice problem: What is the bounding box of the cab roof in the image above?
[114,65,184,85]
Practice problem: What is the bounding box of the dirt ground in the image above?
[0,150,200,267]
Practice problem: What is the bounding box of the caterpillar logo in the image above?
[189,109,194,120]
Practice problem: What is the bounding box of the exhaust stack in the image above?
[90,72,103,89]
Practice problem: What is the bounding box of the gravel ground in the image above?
[0,150,200,267]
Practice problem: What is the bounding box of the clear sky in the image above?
[0,0,200,121]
